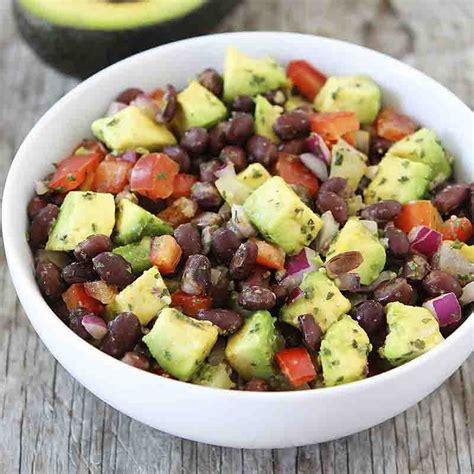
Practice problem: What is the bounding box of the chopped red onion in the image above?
[215,164,252,205]
[130,94,159,119]
[408,225,442,257]
[81,315,107,340]
[106,101,127,117]
[36,249,72,270]
[360,219,378,235]
[435,242,474,283]
[313,211,339,253]
[460,281,474,306]
[119,150,138,163]
[352,130,370,154]
[231,204,256,238]
[299,153,328,181]
[365,165,379,180]
[287,287,304,305]
[281,247,320,290]
[336,273,361,292]
[423,292,462,327]
[305,133,331,165]
[35,180,49,195]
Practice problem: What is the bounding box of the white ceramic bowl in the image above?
[3,32,473,449]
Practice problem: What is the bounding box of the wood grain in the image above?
[0,1,472,472]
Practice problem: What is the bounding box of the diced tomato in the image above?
[394,200,444,234]
[149,88,165,103]
[287,60,327,101]
[172,173,198,199]
[254,239,286,271]
[158,197,197,228]
[341,131,357,147]
[275,152,319,195]
[309,112,360,144]
[441,216,473,242]
[150,235,182,274]
[62,283,104,316]
[93,158,133,193]
[78,170,96,191]
[130,153,180,199]
[171,291,212,316]
[275,347,317,387]
[375,108,417,142]
[73,139,107,157]
[83,281,117,305]
[49,153,102,192]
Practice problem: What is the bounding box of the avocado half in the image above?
[14,0,241,79]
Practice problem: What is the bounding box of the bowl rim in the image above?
[3,31,473,401]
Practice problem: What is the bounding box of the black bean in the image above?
[211,228,241,263]
[174,223,202,259]
[272,284,289,307]
[101,312,142,358]
[29,204,59,249]
[69,308,93,340]
[27,196,48,220]
[434,184,470,214]
[209,267,230,307]
[191,182,223,210]
[385,225,409,256]
[92,252,134,289]
[361,200,402,223]
[369,136,392,164]
[276,321,302,348]
[374,278,414,305]
[401,254,430,281]
[319,177,351,197]
[138,195,166,214]
[199,159,222,183]
[238,286,276,310]
[422,270,462,298]
[273,111,310,140]
[246,135,278,168]
[231,95,255,113]
[230,240,258,280]
[264,88,287,106]
[62,261,96,284]
[208,122,229,156]
[298,314,322,351]
[74,234,112,261]
[218,202,232,221]
[325,251,363,278]
[226,113,254,145]
[239,265,271,290]
[181,254,211,296]
[351,300,385,336]
[219,145,247,172]
[192,212,222,229]
[156,84,177,123]
[316,191,348,224]
[244,379,269,391]
[121,351,150,370]
[197,68,223,98]
[115,88,143,104]
[180,127,209,155]
[195,309,243,335]
[133,340,152,358]
[35,261,64,299]
[163,145,191,173]
[278,137,307,155]
[49,299,69,324]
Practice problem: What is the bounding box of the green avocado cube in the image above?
[114,199,172,245]
[91,106,176,152]
[315,75,381,124]
[223,47,287,102]
[386,128,451,185]
[113,236,152,274]
[175,80,228,131]
[236,163,271,191]
[243,176,323,255]
[254,95,283,143]
[143,308,218,381]
[285,94,312,112]
[364,156,431,204]
[46,191,115,251]
[280,271,351,332]
[326,217,386,285]
[110,266,171,325]
[330,138,368,191]
[192,362,235,389]
[225,310,277,381]
[380,302,444,367]
[320,315,371,387]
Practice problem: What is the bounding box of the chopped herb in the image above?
[412,339,426,350]
[422,318,432,324]
[164,350,172,361]
[66,174,76,181]
[321,348,331,356]
[156,172,168,180]
[333,152,344,166]
[83,192,94,200]
[54,186,65,193]
[336,376,344,383]
[91,223,97,232]
[352,340,358,349]
[379,177,387,185]
[326,291,334,300]
[331,359,340,366]
[398,176,409,183]
[107,117,119,127]
[401,161,410,168]
[414,138,423,143]
[452,240,463,249]
[252,170,263,179]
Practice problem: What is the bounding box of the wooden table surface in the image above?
[0,1,472,472]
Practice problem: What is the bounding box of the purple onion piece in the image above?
[423,292,462,327]
[299,153,328,181]
[305,133,330,164]
[81,315,107,340]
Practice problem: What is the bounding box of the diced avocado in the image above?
[110,266,171,325]
[46,191,115,251]
[225,310,277,381]
[254,95,283,143]
[91,106,176,152]
[223,47,287,102]
[364,156,431,204]
[236,163,271,191]
[280,271,351,332]
[314,75,381,124]
[114,199,172,245]
[320,315,371,387]
[380,302,444,366]
[330,138,368,190]
[326,218,386,285]
[285,94,312,112]
[215,169,253,206]
[175,80,228,132]
[192,362,235,389]
[113,236,152,274]
[386,128,451,185]
[243,176,323,255]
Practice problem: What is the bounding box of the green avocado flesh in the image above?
[19,0,206,30]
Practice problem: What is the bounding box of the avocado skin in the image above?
[13,0,241,79]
